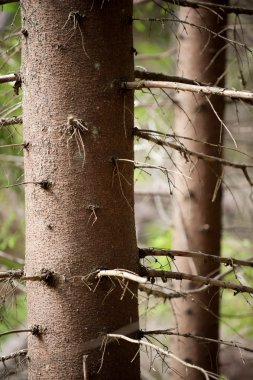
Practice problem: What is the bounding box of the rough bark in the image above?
[21,1,140,379]
[171,1,227,379]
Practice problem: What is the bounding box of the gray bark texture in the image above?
[21,1,140,379]
[171,1,227,379]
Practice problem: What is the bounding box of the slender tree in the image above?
[171,1,227,378]
[21,1,140,379]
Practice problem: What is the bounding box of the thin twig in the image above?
[134,69,207,86]
[162,0,253,16]
[0,143,24,149]
[137,128,253,160]
[0,116,22,127]
[139,268,233,300]
[0,329,31,339]
[0,349,28,363]
[139,247,253,268]
[132,18,250,51]
[141,330,253,354]
[134,128,253,186]
[0,269,51,282]
[107,334,212,380]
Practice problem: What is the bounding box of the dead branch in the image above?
[139,247,253,268]
[139,268,233,300]
[97,268,253,295]
[135,128,253,160]
[0,349,28,363]
[0,329,31,339]
[134,128,253,186]
[107,334,212,380]
[163,0,253,16]
[134,69,206,86]
[0,269,53,282]
[0,116,22,127]
[0,73,17,84]
[142,330,253,354]
[0,269,24,279]
[123,80,253,102]
[142,267,253,295]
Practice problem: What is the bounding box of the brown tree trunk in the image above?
[171,2,227,379]
[21,1,140,379]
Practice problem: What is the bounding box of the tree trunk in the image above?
[171,2,227,379]
[21,1,140,379]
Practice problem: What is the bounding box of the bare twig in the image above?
[137,128,253,160]
[142,268,253,295]
[0,349,28,363]
[0,329,31,339]
[134,128,253,186]
[139,269,234,300]
[139,247,253,268]
[0,116,22,127]
[139,283,205,299]
[132,18,250,51]
[163,0,253,16]
[123,80,253,102]
[0,269,52,282]
[0,143,24,149]
[134,69,206,86]
[141,329,253,354]
[139,268,233,300]
[116,158,175,190]
[107,334,212,380]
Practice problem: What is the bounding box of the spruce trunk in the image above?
[171,2,227,378]
[21,1,140,379]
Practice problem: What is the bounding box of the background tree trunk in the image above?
[171,2,227,378]
[21,1,140,379]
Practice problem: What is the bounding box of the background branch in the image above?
[142,330,253,354]
[139,247,253,268]
[162,0,253,16]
